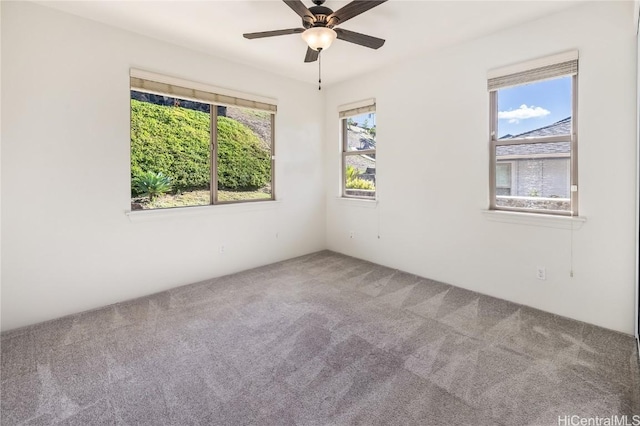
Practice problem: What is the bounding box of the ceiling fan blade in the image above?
[304,47,319,63]
[283,0,314,20]
[243,28,305,39]
[335,28,385,49]
[328,0,387,26]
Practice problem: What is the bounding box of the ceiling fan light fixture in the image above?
[301,27,337,51]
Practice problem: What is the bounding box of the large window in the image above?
[130,72,275,210]
[489,52,578,215]
[341,102,376,199]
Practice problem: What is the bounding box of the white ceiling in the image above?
[36,0,586,87]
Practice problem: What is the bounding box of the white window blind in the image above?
[488,50,578,91]
[130,70,277,113]
[338,98,376,118]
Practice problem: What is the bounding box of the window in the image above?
[496,163,513,196]
[340,102,376,199]
[130,72,275,210]
[489,51,578,216]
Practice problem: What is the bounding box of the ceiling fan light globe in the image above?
[301,27,337,51]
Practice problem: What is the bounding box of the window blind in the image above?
[130,72,277,113]
[338,98,376,118]
[488,50,578,91]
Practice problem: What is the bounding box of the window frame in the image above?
[130,72,276,209]
[211,106,276,205]
[340,105,377,200]
[489,72,578,217]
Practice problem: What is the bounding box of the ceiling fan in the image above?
[243,0,388,63]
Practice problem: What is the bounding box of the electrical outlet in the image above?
[349,231,355,239]
[536,266,546,280]
[219,245,225,254]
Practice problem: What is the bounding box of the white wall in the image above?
[0,2,3,332]
[0,1,325,331]
[325,1,637,334]
[635,2,640,341]
[2,1,637,335]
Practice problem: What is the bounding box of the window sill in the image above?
[334,197,378,209]
[482,210,586,229]
[126,200,281,222]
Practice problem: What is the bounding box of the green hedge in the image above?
[216,116,271,191]
[130,99,270,194]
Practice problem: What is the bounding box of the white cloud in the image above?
[498,104,550,124]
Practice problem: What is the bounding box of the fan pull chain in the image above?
[318,48,322,91]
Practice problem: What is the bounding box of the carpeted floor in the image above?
[1,251,639,425]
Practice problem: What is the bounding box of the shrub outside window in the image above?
[130,73,275,210]
[489,52,578,216]
[341,103,376,199]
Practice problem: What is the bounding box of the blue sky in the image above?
[497,76,572,138]
[351,112,376,128]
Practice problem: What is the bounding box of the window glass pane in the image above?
[497,76,571,139]
[217,106,272,202]
[344,111,376,199]
[496,163,511,196]
[130,90,210,210]
[495,142,570,212]
[346,113,376,151]
[345,155,376,198]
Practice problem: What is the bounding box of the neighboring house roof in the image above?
[347,126,375,151]
[497,117,571,157]
[502,117,571,139]
[347,154,375,174]
[347,126,376,172]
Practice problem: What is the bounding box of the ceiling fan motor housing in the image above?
[304,5,337,28]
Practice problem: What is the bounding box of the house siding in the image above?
[512,157,570,198]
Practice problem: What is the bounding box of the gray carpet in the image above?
[2,251,639,425]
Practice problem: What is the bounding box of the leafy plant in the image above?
[345,165,374,190]
[528,189,540,197]
[133,171,172,200]
[345,165,360,182]
[346,177,375,190]
[130,100,210,193]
